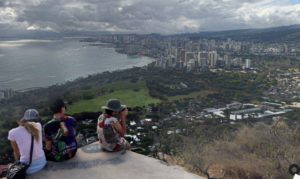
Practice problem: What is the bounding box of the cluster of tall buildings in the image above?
[97,33,299,58]
[155,47,251,71]
[97,34,299,72]
[0,89,15,100]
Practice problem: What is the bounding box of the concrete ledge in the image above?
[28,143,205,179]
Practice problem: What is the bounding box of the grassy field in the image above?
[168,90,216,101]
[67,81,161,114]
[67,81,218,114]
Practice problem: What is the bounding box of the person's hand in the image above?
[45,141,52,151]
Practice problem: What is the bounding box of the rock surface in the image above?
[28,143,205,179]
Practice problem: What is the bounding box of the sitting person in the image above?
[97,99,130,152]
[8,109,47,174]
[43,98,77,161]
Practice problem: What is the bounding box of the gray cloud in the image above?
[0,0,300,36]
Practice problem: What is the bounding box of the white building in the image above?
[0,91,4,100]
[224,54,231,68]
[245,59,251,69]
[169,47,178,58]
[187,59,196,71]
[198,51,208,67]
[208,51,218,67]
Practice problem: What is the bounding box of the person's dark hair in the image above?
[50,98,66,114]
[105,109,114,116]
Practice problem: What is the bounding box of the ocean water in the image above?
[0,39,154,90]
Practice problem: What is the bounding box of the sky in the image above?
[0,0,300,36]
[290,0,300,4]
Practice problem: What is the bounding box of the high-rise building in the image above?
[170,57,177,67]
[155,59,162,67]
[227,38,231,44]
[224,54,231,68]
[0,91,4,100]
[208,51,218,67]
[122,35,135,44]
[245,59,251,69]
[283,44,289,54]
[3,88,15,99]
[187,59,196,71]
[179,49,186,62]
[232,57,242,67]
[185,52,195,65]
[208,40,216,51]
[198,51,208,67]
[169,47,178,58]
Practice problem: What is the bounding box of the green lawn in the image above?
[67,81,217,114]
[168,90,216,100]
[67,81,161,114]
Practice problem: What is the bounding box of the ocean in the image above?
[0,39,154,90]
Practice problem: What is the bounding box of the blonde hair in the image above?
[19,121,40,142]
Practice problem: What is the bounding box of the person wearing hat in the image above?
[43,98,77,161]
[7,109,47,174]
[97,99,130,152]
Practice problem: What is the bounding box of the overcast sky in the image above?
[1,0,300,36]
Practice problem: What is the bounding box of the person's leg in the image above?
[115,138,131,154]
[26,156,47,174]
[45,149,56,161]
[112,143,122,152]
[64,141,77,160]
[120,138,131,150]
[124,140,131,150]
[67,148,77,159]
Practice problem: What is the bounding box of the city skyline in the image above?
[1,0,300,37]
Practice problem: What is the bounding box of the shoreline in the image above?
[3,61,154,92]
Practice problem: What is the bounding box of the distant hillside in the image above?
[3,24,300,43]
[185,24,300,43]
[0,30,111,39]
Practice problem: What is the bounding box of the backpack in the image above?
[43,118,77,161]
[102,116,119,144]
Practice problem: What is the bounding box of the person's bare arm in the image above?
[120,119,126,134]
[119,108,128,134]
[112,121,126,137]
[10,141,20,161]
